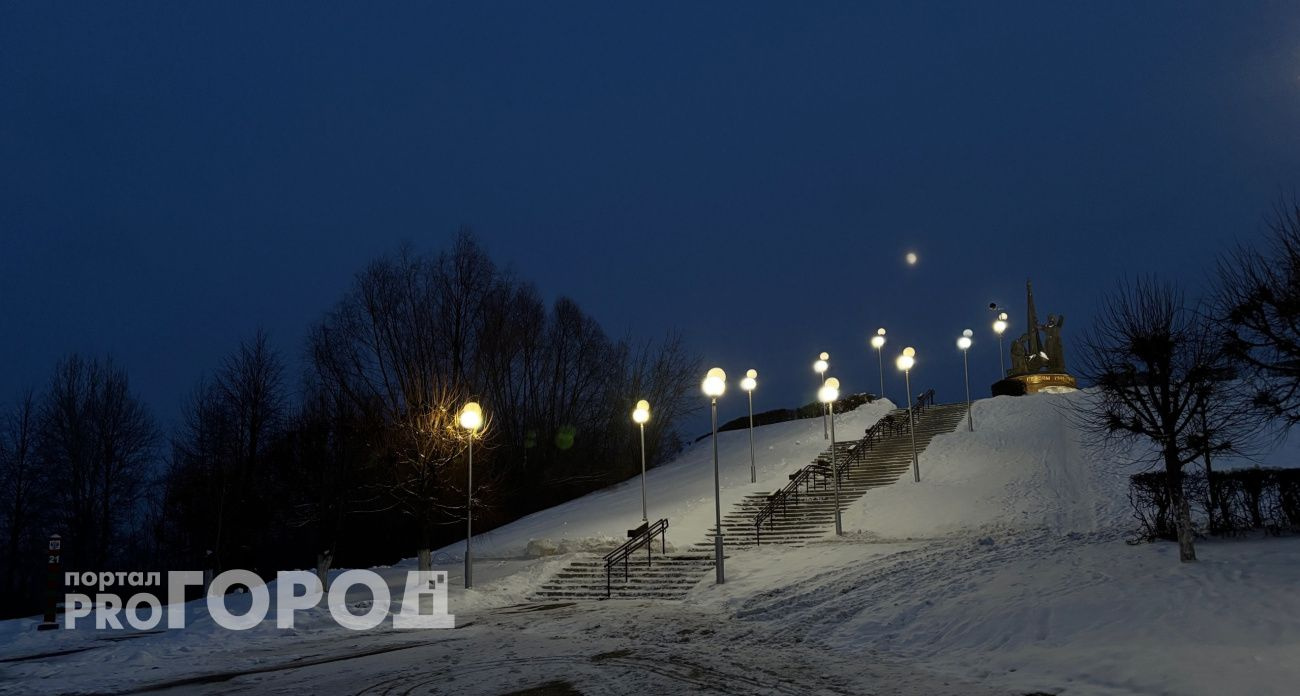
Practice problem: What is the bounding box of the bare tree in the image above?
[309,242,496,571]
[169,332,286,572]
[302,231,701,569]
[0,389,46,611]
[278,383,385,588]
[1077,279,1262,562]
[39,355,158,568]
[1218,201,1300,423]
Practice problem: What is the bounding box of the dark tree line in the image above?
[1079,200,1300,563]
[0,231,698,617]
[302,234,698,574]
[0,357,159,617]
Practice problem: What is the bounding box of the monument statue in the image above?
[993,281,1077,396]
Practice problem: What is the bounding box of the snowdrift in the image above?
[842,391,1137,539]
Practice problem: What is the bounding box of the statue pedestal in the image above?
[991,373,1078,397]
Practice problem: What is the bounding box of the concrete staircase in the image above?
[530,402,968,601]
[730,402,968,548]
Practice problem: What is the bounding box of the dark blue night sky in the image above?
[3,2,1299,431]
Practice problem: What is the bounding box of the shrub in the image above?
[1129,468,1300,539]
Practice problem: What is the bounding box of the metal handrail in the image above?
[604,518,669,597]
[914,388,936,411]
[752,466,819,538]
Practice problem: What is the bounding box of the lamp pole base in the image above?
[714,535,725,584]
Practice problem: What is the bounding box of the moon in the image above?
[905,251,919,266]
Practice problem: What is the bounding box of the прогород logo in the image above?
[60,569,455,630]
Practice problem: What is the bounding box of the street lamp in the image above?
[632,399,651,523]
[993,312,1009,376]
[870,329,886,402]
[458,401,483,589]
[814,352,829,439]
[957,329,973,432]
[741,369,758,483]
[895,348,920,482]
[818,376,843,535]
[702,367,727,584]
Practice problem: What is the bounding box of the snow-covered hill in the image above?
[4,392,1299,696]
[843,392,1134,539]
[454,398,897,559]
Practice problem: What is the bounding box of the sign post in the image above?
[37,534,61,631]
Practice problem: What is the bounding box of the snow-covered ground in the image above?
[4,392,1299,696]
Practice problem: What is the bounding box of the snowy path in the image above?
[703,533,1300,696]
[98,600,1002,696]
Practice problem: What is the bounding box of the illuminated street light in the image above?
[870,328,886,402]
[814,352,829,439]
[632,400,651,523]
[993,311,1009,376]
[895,348,920,482]
[459,401,483,588]
[818,377,843,536]
[701,368,727,584]
[741,369,758,483]
[957,329,974,432]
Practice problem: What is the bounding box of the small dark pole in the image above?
[37,534,61,631]
[1201,404,1220,531]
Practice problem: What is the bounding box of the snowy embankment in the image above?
[693,390,1300,696]
[841,392,1133,539]
[446,398,897,559]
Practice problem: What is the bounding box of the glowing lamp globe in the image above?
[741,369,757,392]
[896,348,916,372]
[818,377,840,403]
[702,368,727,398]
[459,402,483,431]
[814,359,828,374]
[957,335,972,350]
[870,334,885,349]
[632,400,650,424]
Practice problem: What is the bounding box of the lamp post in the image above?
[741,370,758,483]
[957,329,973,432]
[814,352,829,439]
[819,376,843,535]
[702,367,727,584]
[896,348,920,482]
[871,328,886,402]
[632,399,651,523]
[458,401,483,589]
[993,312,1009,377]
